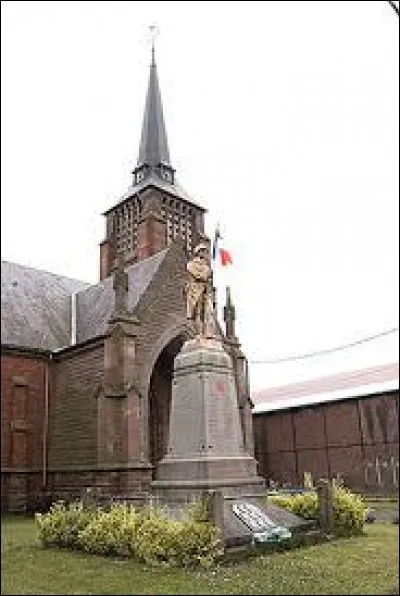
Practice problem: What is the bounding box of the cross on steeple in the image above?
[148,24,159,65]
[99,28,206,280]
[134,26,172,180]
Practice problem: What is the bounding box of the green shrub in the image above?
[36,499,224,568]
[332,485,366,535]
[134,506,223,568]
[134,507,179,566]
[35,501,98,548]
[78,503,138,557]
[173,519,224,568]
[268,484,367,536]
[269,492,319,521]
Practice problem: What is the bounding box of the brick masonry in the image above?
[1,351,48,511]
[1,239,203,511]
[49,342,105,469]
[99,240,114,281]
[253,390,399,494]
[1,198,254,512]
[99,186,205,279]
[50,238,196,501]
[46,468,153,502]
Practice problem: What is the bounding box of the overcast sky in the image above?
[1,1,399,389]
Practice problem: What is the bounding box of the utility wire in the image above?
[249,0,398,364]
[386,0,399,16]
[249,326,399,364]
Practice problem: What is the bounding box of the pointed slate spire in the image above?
[137,44,171,169]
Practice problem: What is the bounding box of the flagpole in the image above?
[211,224,220,313]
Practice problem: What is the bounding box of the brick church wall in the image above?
[48,341,104,469]
[45,340,107,502]
[134,242,188,373]
[46,338,154,503]
[1,242,191,510]
[253,390,399,494]
[133,241,192,465]
[1,350,48,511]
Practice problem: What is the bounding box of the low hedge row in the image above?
[267,485,367,535]
[35,500,224,568]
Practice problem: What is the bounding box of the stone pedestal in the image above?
[317,479,334,532]
[152,337,264,501]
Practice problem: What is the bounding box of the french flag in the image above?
[212,225,232,267]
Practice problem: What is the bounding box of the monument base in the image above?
[152,336,265,503]
[149,337,314,547]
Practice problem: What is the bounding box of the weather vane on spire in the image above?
[148,24,159,64]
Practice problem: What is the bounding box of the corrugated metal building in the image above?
[252,363,399,494]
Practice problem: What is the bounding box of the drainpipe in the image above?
[71,292,77,346]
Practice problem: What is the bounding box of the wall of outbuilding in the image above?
[253,390,399,494]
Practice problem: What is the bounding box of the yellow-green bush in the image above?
[268,484,367,535]
[134,508,181,566]
[332,485,366,535]
[269,492,319,520]
[174,519,224,568]
[134,506,224,568]
[78,503,138,557]
[35,499,224,567]
[35,501,97,548]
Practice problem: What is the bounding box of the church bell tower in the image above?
[99,44,206,280]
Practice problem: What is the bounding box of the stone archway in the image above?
[148,334,186,470]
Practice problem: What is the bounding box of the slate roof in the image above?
[1,260,89,351]
[104,173,204,216]
[1,249,168,352]
[76,249,167,344]
[252,363,400,414]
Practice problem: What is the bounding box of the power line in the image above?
[248,0,399,365]
[386,0,399,16]
[249,326,399,365]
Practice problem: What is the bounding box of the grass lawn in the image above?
[1,517,399,595]
[365,499,399,511]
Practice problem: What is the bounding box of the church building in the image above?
[1,47,254,512]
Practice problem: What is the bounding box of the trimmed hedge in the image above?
[35,501,97,548]
[35,500,223,568]
[78,503,138,557]
[268,485,367,535]
[134,506,223,568]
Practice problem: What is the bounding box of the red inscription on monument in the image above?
[214,379,226,395]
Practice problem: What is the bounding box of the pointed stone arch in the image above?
[141,320,195,469]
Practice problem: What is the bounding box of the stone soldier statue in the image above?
[185,243,216,337]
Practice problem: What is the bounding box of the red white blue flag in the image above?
[212,225,232,266]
